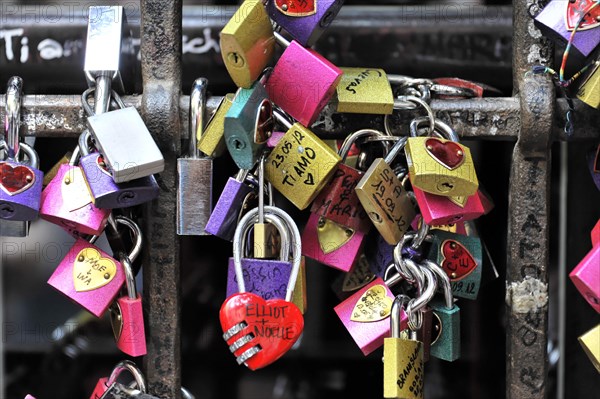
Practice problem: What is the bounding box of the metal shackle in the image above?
[114,216,143,264]
[189,77,208,158]
[4,76,24,161]
[106,360,146,394]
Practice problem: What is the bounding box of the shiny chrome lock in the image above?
[198,93,234,158]
[265,32,343,127]
[220,0,276,88]
[335,67,395,114]
[266,0,345,47]
[177,78,213,235]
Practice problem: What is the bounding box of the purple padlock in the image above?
[267,0,345,47]
[78,131,160,209]
[588,145,600,191]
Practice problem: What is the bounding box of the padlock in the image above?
[40,148,111,236]
[331,253,377,300]
[413,187,493,226]
[265,32,343,127]
[579,324,600,373]
[592,218,600,246]
[424,259,460,362]
[177,78,213,235]
[577,60,600,109]
[24,396,36,399]
[570,244,600,313]
[220,205,304,370]
[91,360,146,399]
[197,93,234,158]
[427,229,483,300]
[266,0,345,47]
[224,80,274,170]
[86,95,164,183]
[220,0,276,88]
[383,295,425,399]
[335,67,395,114]
[226,205,306,313]
[587,144,600,191]
[266,108,341,210]
[44,152,72,186]
[356,137,417,245]
[111,252,146,357]
[535,0,600,58]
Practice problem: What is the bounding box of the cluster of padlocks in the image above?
[534,0,600,374]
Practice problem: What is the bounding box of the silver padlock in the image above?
[177,78,213,235]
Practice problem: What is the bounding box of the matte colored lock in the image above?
[205,169,256,241]
[356,137,417,245]
[406,117,478,197]
[79,131,160,209]
[335,67,395,114]
[570,244,600,313]
[577,60,600,109]
[579,324,600,373]
[587,144,600,191]
[91,360,147,399]
[427,229,483,300]
[224,81,273,170]
[535,0,600,57]
[266,109,341,210]
[220,0,276,88]
[220,205,304,370]
[177,78,213,235]
[266,0,345,47]
[198,93,234,158]
[413,187,493,226]
[265,32,343,127]
[383,295,424,399]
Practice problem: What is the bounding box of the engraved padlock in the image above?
[266,0,345,47]
[90,360,146,399]
[220,0,276,88]
[413,186,493,226]
[197,93,234,158]
[177,78,213,235]
[577,60,600,109]
[579,324,600,373]
[335,67,395,114]
[570,238,600,313]
[266,108,341,210]
[220,205,305,370]
[265,32,343,127]
[224,78,274,170]
[48,216,141,317]
[40,147,111,236]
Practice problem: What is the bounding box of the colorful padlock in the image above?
[570,229,600,313]
[89,360,146,399]
[413,187,493,226]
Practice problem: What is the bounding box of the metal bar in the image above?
[505,0,554,397]
[139,0,183,398]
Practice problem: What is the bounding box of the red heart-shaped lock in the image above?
[275,0,316,16]
[220,292,304,370]
[425,138,465,170]
[566,0,600,31]
[0,162,35,196]
[441,239,477,281]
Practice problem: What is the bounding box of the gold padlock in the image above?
[292,256,308,314]
[220,0,275,88]
[405,117,478,197]
[265,109,341,210]
[577,60,600,109]
[336,67,395,114]
[579,324,600,373]
[44,152,72,186]
[197,93,234,158]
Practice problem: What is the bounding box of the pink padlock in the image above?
[40,162,110,236]
[413,186,494,226]
[265,32,342,127]
[25,396,36,399]
[89,360,146,399]
[570,244,600,313]
[89,377,109,399]
[302,212,365,272]
[592,219,600,247]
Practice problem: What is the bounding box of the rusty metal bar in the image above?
[505,0,554,397]
[139,1,183,398]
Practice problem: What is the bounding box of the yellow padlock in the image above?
[577,60,600,109]
[579,324,600,373]
[220,0,275,88]
[336,67,395,114]
[197,93,234,158]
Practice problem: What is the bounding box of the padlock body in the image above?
[577,61,600,109]
[47,238,125,317]
[177,157,213,235]
[265,41,343,126]
[267,0,344,47]
[205,177,254,241]
[44,152,72,186]
[355,158,417,245]
[40,165,110,236]
[579,324,600,373]
[336,67,394,114]
[266,123,341,210]
[0,159,43,221]
[430,301,461,362]
[90,377,109,399]
[587,147,600,191]
[87,107,165,183]
[115,294,147,357]
[301,212,364,272]
[310,163,371,232]
[198,93,234,157]
[331,254,376,300]
[406,136,478,197]
[81,153,160,209]
[334,278,407,355]
[413,187,491,226]
[570,245,600,313]
[224,83,270,170]
[220,0,275,88]
[383,337,424,399]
